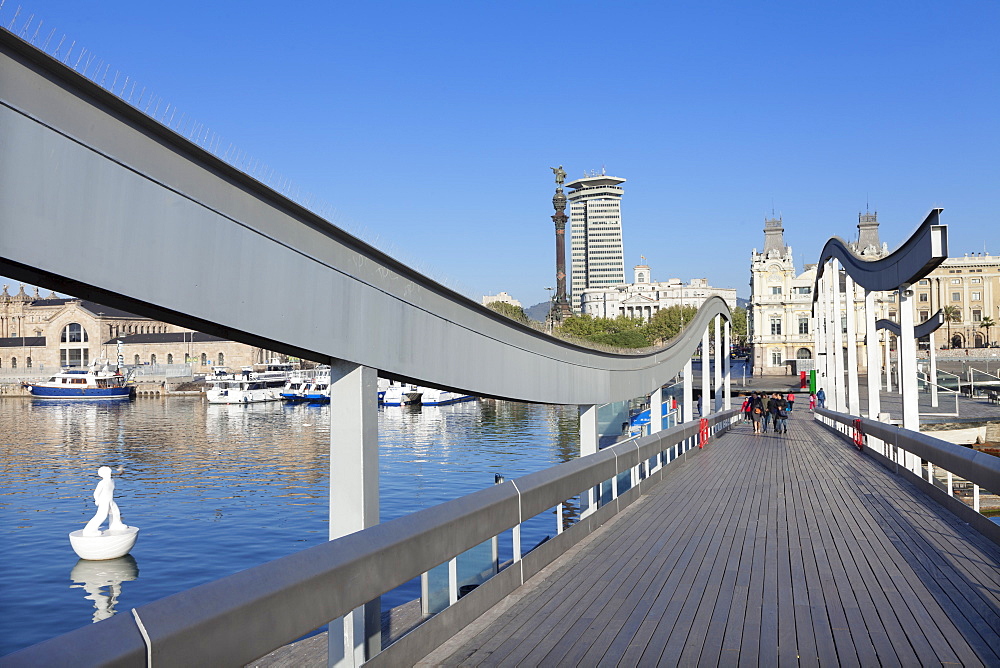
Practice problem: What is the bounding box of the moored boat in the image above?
[27,363,134,400]
[418,387,476,406]
[382,383,422,406]
[301,375,331,403]
[205,367,289,404]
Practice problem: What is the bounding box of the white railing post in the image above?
[930,330,939,408]
[714,315,723,412]
[683,359,694,423]
[448,557,458,605]
[724,319,732,410]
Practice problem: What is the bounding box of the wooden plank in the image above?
[424,418,1000,667]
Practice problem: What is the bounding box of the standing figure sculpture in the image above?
[551,165,566,187]
[82,466,126,536]
[70,466,139,560]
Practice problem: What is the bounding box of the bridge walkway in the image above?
[420,414,1000,666]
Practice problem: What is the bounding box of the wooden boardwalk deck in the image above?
[422,415,1000,667]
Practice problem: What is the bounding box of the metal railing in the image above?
[916,370,960,417]
[813,407,1000,541]
[4,409,741,667]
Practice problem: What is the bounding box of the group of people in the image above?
[741,391,794,435]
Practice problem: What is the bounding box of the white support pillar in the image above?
[882,330,892,392]
[683,359,694,423]
[831,260,846,412]
[864,290,881,420]
[327,360,380,667]
[580,404,598,517]
[823,263,835,406]
[844,273,860,416]
[701,327,711,416]
[714,315,723,412]
[899,287,920,472]
[724,319,732,410]
[930,331,939,407]
[814,279,826,399]
[650,386,663,435]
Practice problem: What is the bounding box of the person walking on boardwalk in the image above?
[817,387,826,409]
[786,391,795,412]
[741,394,751,423]
[761,393,772,432]
[809,392,816,411]
[773,394,789,434]
[750,392,763,434]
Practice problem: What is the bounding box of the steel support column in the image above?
[831,259,846,412]
[844,272,860,416]
[714,315,723,412]
[865,290,881,420]
[724,319,732,410]
[683,359,694,423]
[930,330,939,407]
[327,360,380,666]
[701,327,710,416]
[580,404,598,517]
[650,386,663,434]
[898,287,920,471]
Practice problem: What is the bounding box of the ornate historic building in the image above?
[0,285,272,374]
[580,265,737,320]
[749,213,887,376]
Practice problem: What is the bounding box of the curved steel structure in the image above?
[812,208,948,304]
[0,32,729,405]
[875,309,944,338]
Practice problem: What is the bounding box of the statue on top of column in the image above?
[551,165,566,187]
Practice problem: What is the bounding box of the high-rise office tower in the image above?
[566,173,626,312]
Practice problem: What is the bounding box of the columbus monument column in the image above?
[550,165,573,321]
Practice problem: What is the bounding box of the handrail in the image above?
[814,407,1000,505]
[3,410,740,667]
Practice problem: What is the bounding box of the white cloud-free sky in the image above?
[4,1,997,305]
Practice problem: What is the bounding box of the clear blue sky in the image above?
[3,1,998,305]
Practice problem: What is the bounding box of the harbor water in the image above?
[0,397,581,656]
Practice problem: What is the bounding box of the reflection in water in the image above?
[69,555,139,622]
[2,397,578,656]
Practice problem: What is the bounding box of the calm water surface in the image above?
[0,397,579,656]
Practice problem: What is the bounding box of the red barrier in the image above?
[699,418,709,448]
[852,418,864,450]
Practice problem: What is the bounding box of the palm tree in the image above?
[942,305,962,348]
[980,316,996,347]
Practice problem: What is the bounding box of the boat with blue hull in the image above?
[28,364,134,400]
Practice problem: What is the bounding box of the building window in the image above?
[771,287,782,295]
[972,292,981,301]
[218,353,225,366]
[770,318,782,335]
[950,278,962,284]
[971,277,982,284]
[167,354,173,364]
[796,348,812,359]
[919,311,929,321]
[919,279,929,285]
[201,353,208,365]
[952,292,961,301]
[771,351,782,366]
[798,318,809,334]
[61,323,88,343]
[973,310,982,322]
[26,357,31,368]
[918,293,928,302]
[11,358,16,369]
[134,354,140,365]
[150,354,157,365]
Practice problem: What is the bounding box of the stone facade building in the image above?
[0,285,272,375]
[915,254,1000,350]
[580,265,737,320]
[749,214,887,376]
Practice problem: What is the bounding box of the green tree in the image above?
[486,301,529,324]
[980,316,996,347]
[644,305,698,346]
[942,305,962,348]
[730,306,748,345]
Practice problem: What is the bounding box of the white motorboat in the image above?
[418,387,476,406]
